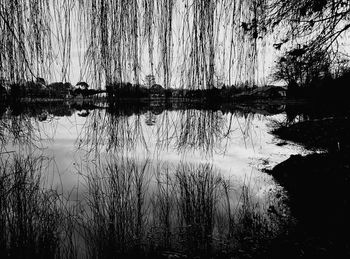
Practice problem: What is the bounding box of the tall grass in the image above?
[78,157,150,258]
[0,155,63,258]
[77,157,285,258]
[173,163,222,256]
[0,153,289,258]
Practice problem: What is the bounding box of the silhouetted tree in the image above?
[266,0,350,52]
[273,48,332,87]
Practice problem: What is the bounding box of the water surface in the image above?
[1,103,307,206]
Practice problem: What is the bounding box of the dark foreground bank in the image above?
[269,114,350,258]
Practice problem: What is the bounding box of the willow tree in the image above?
[265,0,350,87]
[77,0,268,89]
[266,0,350,54]
[0,0,74,84]
[1,0,270,88]
[76,0,141,87]
[0,0,50,82]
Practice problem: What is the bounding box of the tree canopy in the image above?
[0,0,349,88]
[266,0,350,53]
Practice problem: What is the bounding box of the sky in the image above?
[50,1,279,88]
[48,1,350,88]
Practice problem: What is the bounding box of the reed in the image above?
[0,155,63,258]
[0,153,289,258]
[77,156,286,258]
[173,163,223,256]
[79,156,150,258]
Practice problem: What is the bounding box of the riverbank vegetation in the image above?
[0,156,65,258]
[0,154,290,258]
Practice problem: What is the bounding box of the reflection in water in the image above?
[78,155,290,258]
[77,110,90,118]
[0,108,40,153]
[1,102,308,190]
[0,155,64,258]
[78,108,234,157]
[0,153,290,258]
[145,111,156,126]
[176,110,225,155]
[0,102,307,257]
[78,109,149,155]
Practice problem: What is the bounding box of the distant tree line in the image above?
[0,79,104,101]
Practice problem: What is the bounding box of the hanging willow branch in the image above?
[1,0,349,88]
[0,0,74,84]
[0,0,309,88]
[77,0,268,89]
[0,0,51,82]
[264,0,350,54]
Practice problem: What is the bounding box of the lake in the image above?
[0,101,310,257]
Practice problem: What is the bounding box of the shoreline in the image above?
[267,115,350,258]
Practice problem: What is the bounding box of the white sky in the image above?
[48,1,350,88]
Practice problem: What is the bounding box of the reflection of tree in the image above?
[77,107,269,158]
[77,109,149,156]
[0,110,39,150]
[0,104,75,154]
[176,110,226,155]
[153,110,177,152]
[0,155,65,258]
[145,111,156,126]
[235,112,259,150]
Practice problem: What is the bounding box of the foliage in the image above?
[77,0,268,88]
[106,82,149,99]
[272,48,332,87]
[266,0,350,52]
